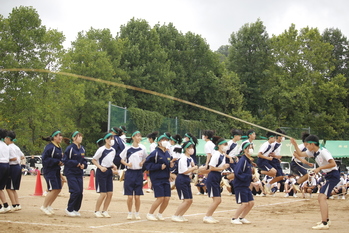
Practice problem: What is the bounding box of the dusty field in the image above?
[0,175,348,233]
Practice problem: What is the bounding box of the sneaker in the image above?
[127,213,134,220]
[171,215,184,222]
[316,220,331,226]
[157,213,165,221]
[134,213,141,220]
[284,193,289,197]
[14,205,22,211]
[0,207,11,214]
[203,216,219,224]
[342,195,345,200]
[47,206,55,214]
[101,211,111,218]
[65,209,76,217]
[179,216,188,222]
[146,213,158,221]
[231,218,242,225]
[146,189,153,193]
[293,194,298,198]
[312,223,329,230]
[293,184,301,192]
[40,206,52,216]
[73,211,81,216]
[329,196,334,199]
[94,211,103,218]
[197,192,203,195]
[239,218,251,224]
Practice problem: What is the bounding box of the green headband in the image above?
[249,131,255,135]
[183,142,193,150]
[157,133,170,142]
[51,131,61,137]
[306,141,319,145]
[72,131,79,138]
[96,133,113,143]
[214,140,228,150]
[242,142,251,150]
[132,131,140,138]
[6,136,17,142]
[185,133,191,139]
[111,128,117,134]
[119,126,127,133]
[170,136,178,143]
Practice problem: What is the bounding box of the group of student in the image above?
[0,128,25,213]
[0,126,345,230]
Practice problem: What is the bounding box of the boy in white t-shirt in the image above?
[291,135,340,230]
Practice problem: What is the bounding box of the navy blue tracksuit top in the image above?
[232,155,253,189]
[144,147,171,181]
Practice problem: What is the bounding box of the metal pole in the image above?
[124,107,127,124]
[107,101,111,131]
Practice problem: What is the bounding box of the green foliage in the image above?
[128,107,164,133]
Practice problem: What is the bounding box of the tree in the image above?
[118,18,175,115]
[0,6,83,153]
[228,19,271,114]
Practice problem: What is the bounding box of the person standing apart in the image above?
[172,141,197,222]
[0,128,11,214]
[5,131,25,211]
[63,131,87,217]
[144,133,172,221]
[40,130,66,216]
[92,133,118,218]
[120,131,147,220]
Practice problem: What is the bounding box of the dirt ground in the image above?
[0,175,348,233]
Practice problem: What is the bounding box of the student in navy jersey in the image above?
[291,135,340,230]
[226,129,243,180]
[120,131,147,220]
[0,128,11,213]
[231,142,254,225]
[203,137,230,224]
[171,141,198,222]
[40,130,66,216]
[145,131,159,193]
[240,129,256,154]
[5,131,25,211]
[144,133,173,221]
[62,131,87,217]
[110,126,127,169]
[92,133,118,218]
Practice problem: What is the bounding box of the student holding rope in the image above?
[291,135,340,230]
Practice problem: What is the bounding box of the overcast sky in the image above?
[1,0,348,51]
